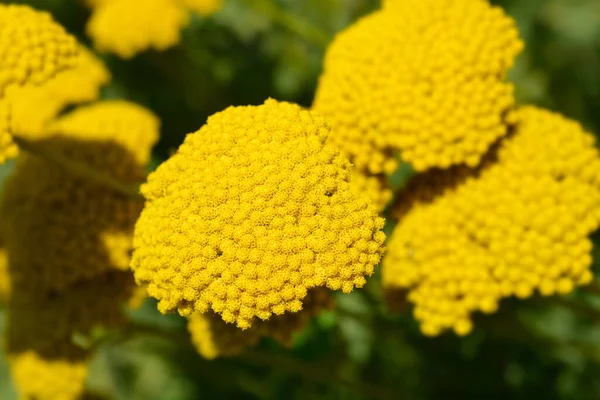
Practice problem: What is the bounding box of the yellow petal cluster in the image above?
[0,101,159,292]
[188,288,333,359]
[0,5,78,92]
[0,5,79,164]
[383,106,600,336]
[87,0,189,59]
[132,99,386,329]
[349,169,393,213]
[7,45,110,138]
[313,0,523,174]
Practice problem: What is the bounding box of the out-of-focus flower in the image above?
[313,0,523,174]
[86,0,190,59]
[0,4,79,164]
[7,45,110,138]
[0,238,9,303]
[188,288,333,359]
[0,101,159,292]
[6,270,137,400]
[349,169,393,213]
[383,106,600,336]
[132,99,386,329]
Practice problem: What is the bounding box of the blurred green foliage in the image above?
[1,0,600,399]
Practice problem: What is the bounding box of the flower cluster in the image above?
[383,107,600,336]
[132,99,386,329]
[7,45,110,137]
[0,4,79,164]
[189,288,333,359]
[349,169,393,213]
[313,0,522,174]
[0,99,159,399]
[86,0,223,58]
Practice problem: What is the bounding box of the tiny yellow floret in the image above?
[313,0,523,174]
[132,99,386,328]
[383,106,600,336]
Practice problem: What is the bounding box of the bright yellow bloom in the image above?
[0,101,159,292]
[188,288,333,359]
[181,0,223,16]
[383,106,600,336]
[7,45,110,138]
[132,99,386,329]
[349,169,393,213]
[0,98,13,164]
[87,0,190,59]
[9,351,88,400]
[6,270,137,400]
[313,0,523,174]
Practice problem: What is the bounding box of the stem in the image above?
[239,0,331,48]
[13,135,144,200]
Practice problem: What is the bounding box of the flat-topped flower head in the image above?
[0,5,78,92]
[189,288,333,359]
[7,45,111,138]
[0,101,159,292]
[132,99,386,329]
[383,106,600,336]
[313,0,523,174]
[87,0,189,58]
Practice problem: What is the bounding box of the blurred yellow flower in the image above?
[87,0,190,59]
[0,101,159,292]
[132,99,386,329]
[188,288,333,359]
[313,0,523,174]
[181,0,223,16]
[383,106,600,336]
[7,45,110,138]
[0,239,9,303]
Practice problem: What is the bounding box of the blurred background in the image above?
[1,0,600,398]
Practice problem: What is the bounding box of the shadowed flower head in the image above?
[313,0,523,174]
[131,99,386,329]
[188,288,333,359]
[383,106,600,336]
[0,101,159,292]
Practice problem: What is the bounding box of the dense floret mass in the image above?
[188,289,333,359]
[86,0,190,59]
[349,169,393,213]
[132,99,386,329]
[7,45,110,137]
[0,5,78,92]
[383,107,600,336]
[313,0,523,174]
[0,98,13,164]
[0,101,159,292]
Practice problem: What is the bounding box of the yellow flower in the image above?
[349,169,393,213]
[6,270,137,400]
[313,0,523,174]
[132,99,386,329]
[181,0,223,16]
[0,239,9,303]
[87,0,190,58]
[383,106,600,336]
[0,101,159,292]
[0,4,79,165]
[7,45,111,138]
[188,288,333,359]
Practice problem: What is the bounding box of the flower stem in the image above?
[239,0,331,48]
[12,135,144,200]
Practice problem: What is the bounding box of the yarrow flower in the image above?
[188,288,333,359]
[86,0,223,58]
[313,0,523,174]
[131,99,386,329]
[349,169,393,213]
[6,45,110,138]
[0,4,79,165]
[0,101,159,293]
[382,106,600,336]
